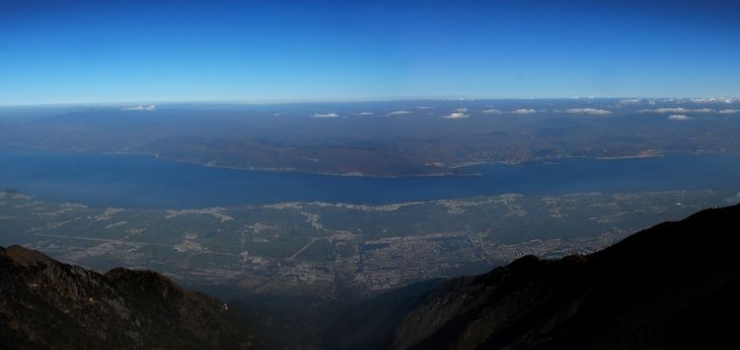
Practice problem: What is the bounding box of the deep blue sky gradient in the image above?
[1,0,739,105]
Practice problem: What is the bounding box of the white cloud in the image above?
[387,110,412,116]
[565,108,612,115]
[122,104,156,111]
[311,112,339,118]
[692,97,739,104]
[639,107,688,114]
[358,111,374,116]
[668,114,692,121]
[417,106,433,109]
[719,109,740,114]
[693,108,716,113]
[481,109,502,114]
[639,107,715,114]
[455,108,468,113]
[443,112,469,119]
[511,108,536,115]
[619,99,641,104]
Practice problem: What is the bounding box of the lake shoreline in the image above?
[2,151,739,209]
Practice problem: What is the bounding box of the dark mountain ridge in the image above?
[385,203,740,350]
[0,245,266,350]
[2,203,739,350]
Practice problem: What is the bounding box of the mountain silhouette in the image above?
[0,245,268,350]
[385,203,740,350]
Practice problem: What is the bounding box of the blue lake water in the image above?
[1,152,739,209]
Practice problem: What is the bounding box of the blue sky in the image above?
[1,0,739,105]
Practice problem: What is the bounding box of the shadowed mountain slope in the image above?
[3,203,739,350]
[388,203,740,350]
[0,245,268,350]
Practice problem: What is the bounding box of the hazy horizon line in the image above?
[2,95,739,108]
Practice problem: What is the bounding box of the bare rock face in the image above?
[0,245,266,350]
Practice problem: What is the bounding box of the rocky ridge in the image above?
[0,245,265,350]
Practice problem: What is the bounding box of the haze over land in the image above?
[3,98,740,177]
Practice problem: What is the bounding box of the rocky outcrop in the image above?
[0,245,266,350]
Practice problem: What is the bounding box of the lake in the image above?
[1,152,739,208]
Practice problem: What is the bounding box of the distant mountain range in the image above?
[2,99,740,176]
[3,203,739,349]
